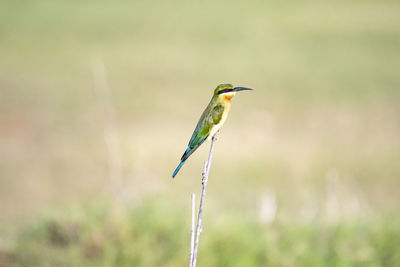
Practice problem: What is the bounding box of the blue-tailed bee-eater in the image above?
[172,84,253,178]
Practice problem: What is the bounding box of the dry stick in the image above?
[191,133,218,267]
[189,193,195,267]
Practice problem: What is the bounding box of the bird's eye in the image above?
[224,89,228,92]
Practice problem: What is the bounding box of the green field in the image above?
[1,0,400,266]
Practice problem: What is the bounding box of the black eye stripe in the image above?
[218,89,233,95]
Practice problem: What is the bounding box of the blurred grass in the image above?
[0,0,400,265]
[1,202,400,266]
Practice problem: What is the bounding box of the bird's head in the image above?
[214,84,253,101]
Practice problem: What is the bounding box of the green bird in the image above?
[172,84,253,178]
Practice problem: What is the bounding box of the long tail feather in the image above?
[181,138,206,162]
[172,160,186,178]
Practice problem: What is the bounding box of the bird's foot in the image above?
[212,132,219,141]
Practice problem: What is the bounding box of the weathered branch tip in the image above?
[190,132,218,267]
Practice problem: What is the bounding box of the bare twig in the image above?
[191,132,218,267]
[189,193,195,267]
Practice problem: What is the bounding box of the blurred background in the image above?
[1,0,400,266]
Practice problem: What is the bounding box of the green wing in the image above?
[181,103,224,161]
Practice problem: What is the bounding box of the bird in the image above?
[172,84,253,178]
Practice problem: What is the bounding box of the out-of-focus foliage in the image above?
[2,202,400,266]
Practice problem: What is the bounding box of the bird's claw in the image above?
[212,133,218,141]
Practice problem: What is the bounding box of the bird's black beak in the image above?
[233,87,253,92]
